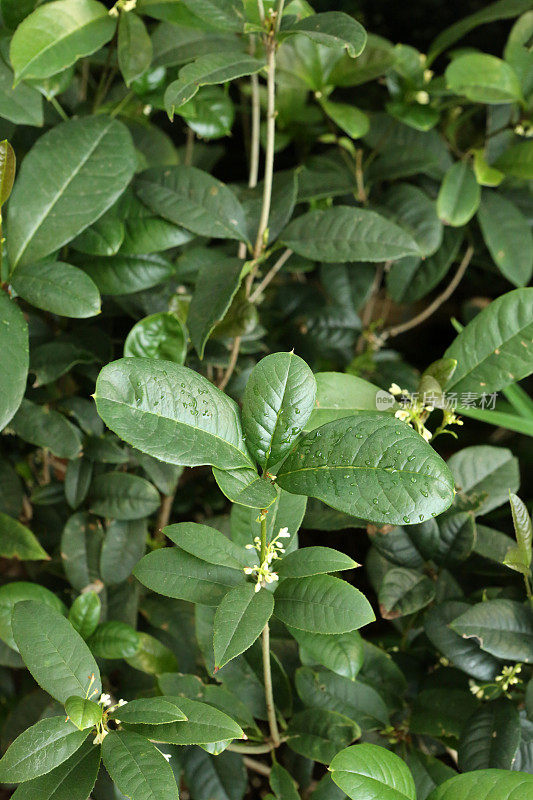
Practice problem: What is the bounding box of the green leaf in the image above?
[427,769,533,800]
[65,696,103,731]
[0,140,15,207]
[444,288,533,395]
[0,512,49,561]
[458,699,520,771]
[61,512,103,592]
[125,631,178,675]
[410,688,477,740]
[277,413,454,526]
[182,748,247,800]
[100,519,147,585]
[11,261,101,319]
[10,0,116,82]
[382,183,443,258]
[136,165,249,242]
[281,206,420,262]
[387,228,463,305]
[452,599,533,662]
[89,472,159,520]
[178,85,235,139]
[7,116,135,269]
[0,59,42,126]
[402,751,456,800]
[473,147,504,186]
[0,582,65,651]
[505,491,533,573]
[180,0,244,31]
[296,667,389,730]
[125,696,243,744]
[286,708,360,765]
[271,763,300,800]
[30,340,97,387]
[305,372,390,429]
[124,312,187,364]
[495,141,533,179]
[437,162,480,226]
[214,584,274,669]
[0,293,28,432]
[69,592,101,640]
[289,627,364,681]
[282,12,367,57]
[109,696,187,725]
[12,600,101,703]
[277,546,357,578]
[242,352,317,471]
[445,53,523,103]
[81,251,174,295]
[165,51,264,114]
[477,193,533,286]
[330,743,416,800]
[273,574,374,634]
[0,716,89,783]
[134,547,244,605]
[11,738,101,800]
[71,209,125,256]
[213,466,278,509]
[64,458,93,509]
[320,100,369,138]
[88,621,140,659]
[102,730,179,800]
[379,567,436,619]
[118,11,153,86]
[165,521,250,569]
[189,255,244,358]
[95,358,252,469]
[447,445,519,514]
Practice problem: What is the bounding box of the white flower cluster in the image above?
[243,527,291,592]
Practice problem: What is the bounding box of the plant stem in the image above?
[228,741,276,754]
[155,491,175,538]
[249,248,293,303]
[253,37,276,260]
[50,97,69,121]
[243,756,271,776]
[524,573,532,601]
[262,623,281,747]
[382,245,474,340]
[218,335,242,391]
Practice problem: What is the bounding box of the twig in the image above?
[239,65,261,261]
[356,263,386,353]
[218,335,242,391]
[155,492,175,538]
[249,248,293,303]
[243,756,272,776]
[262,624,281,747]
[382,245,474,340]
[228,741,276,754]
[252,38,276,260]
[355,148,367,203]
[50,97,69,121]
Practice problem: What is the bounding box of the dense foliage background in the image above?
[0,0,533,799]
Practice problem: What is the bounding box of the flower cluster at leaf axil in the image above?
[389,383,463,442]
[243,526,291,591]
[80,674,127,745]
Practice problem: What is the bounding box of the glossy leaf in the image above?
[277,546,357,578]
[273,574,374,634]
[306,372,390,429]
[287,708,360,765]
[64,696,102,731]
[118,11,153,86]
[10,739,100,800]
[451,599,533,662]
[437,161,480,226]
[427,770,533,800]
[0,582,65,651]
[124,313,187,363]
[320,100,370,138]
[214,584,274,669]
[189,255,244,358]
[109,696,187,725]
[125,696,243,744]
[213,466,278,509]
[282,12,367,57]
[0,513,49,561]
[477,193,533,286]
[81,252,174,295]
[379,567,436,619]
[102,730,179,800]
[7,117,135,268]
[242,352,317,470]
[445,53,523,103]
[289,627,364,681]
[68,592,101,640]
[504,491,533,574]
[0,293,29,432]
[447,445,519,514]
[95,358,252,469]
[88,621,140,659]
[330,743,416,800]
[165,521,250,569]
[12,600,101,703]
[11,261,101,318]
[0,139,16,205]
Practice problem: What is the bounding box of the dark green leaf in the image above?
[0,513,49,561]
[124,312,187,364]
[88,621,140,659]
[11,738,100,800]
[69,592,101,640]
[165,521,250,569]
[0,582,65,651]
[282,12,367,57]
[0,293,28,431]
[118,11,153,86]
[437,162,480,226]
[11,262,101,318]
[189,255,244,358]
[451,600,533,663]
[0,60,42,126]
[109,696,187,725]
[64,696,102,731]
[100,519,147,585]
[459,699,520,771]
[287,709,360,765]
[477,193,533,286]
[81,252,174,295]
[214,584,274,669]
[277,547,357,578]
[61,512,103,591]
[89,472,159,520]
[102,730,179,800]
[379,567,435,619]
[125,696,243,744]
[0,717,89,783]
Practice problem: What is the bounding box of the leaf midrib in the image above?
[279,463,450,489]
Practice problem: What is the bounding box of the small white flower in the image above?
[395,409,410,421]
[99,693,112,708]
[278,527,290,538]
[245,544,255,550]
[389,383,402,396]
[254,583,261,593]
[243,567,253,575]
[160,752,172,762]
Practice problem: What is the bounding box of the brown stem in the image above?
[249,248,293,303]
[355,263,386,353]
[218,335,242,392]
[243,756,272,776]
[382,245,474,340]
[155,492,175,538]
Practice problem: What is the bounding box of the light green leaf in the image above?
[477,193,533,286]
[10,0,116,82]
[213,466,278,509]
[444,288,533,394]
[124,312,187,364]
[189,255,244,358]
[69,592,101,640]
[427,769,533,800]
[445,53,523,103]
[109,696,187,725]
[10,261,101,318]
[88,621,141,659]
[125,696,243,744]
[505,491,533,572]
[437,162,480,226]
[0,582,65,651]
[320,100,369,138]
[136,165,249,242]
[378,567,436,619]
[89,472,159,520]
[95,358,252,469]
[7,116,135,268]
[330,743,416,800]
[12,600,101,703]
[277,414,454,526]
[134,547,244,605]
[118,11,153,86]
[0,512,49,561]
[451,599,533,662]
[0,717,89,783]
[11,738,101,800]
[281,206,420,262]
[242,352,317,471]
[0,59,42,126]
[306,372,392,430]
[282,12,367,58]
[277,546,357,578]
[165,51,264,114]
[165,521,250,569]
[214,584,274,669]
[102,730,179,800]
[65,696,102,731]
[125,631,178,675]
[180,0,244,31]
[289,627,364,681]
[0,293,28,432]
[0,139,16,207]
[273,574,374,634]
[495,141,533,179]
[447,445,519,514]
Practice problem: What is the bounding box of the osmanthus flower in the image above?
[243,527,291,591]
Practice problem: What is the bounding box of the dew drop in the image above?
[403,516,410,523]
